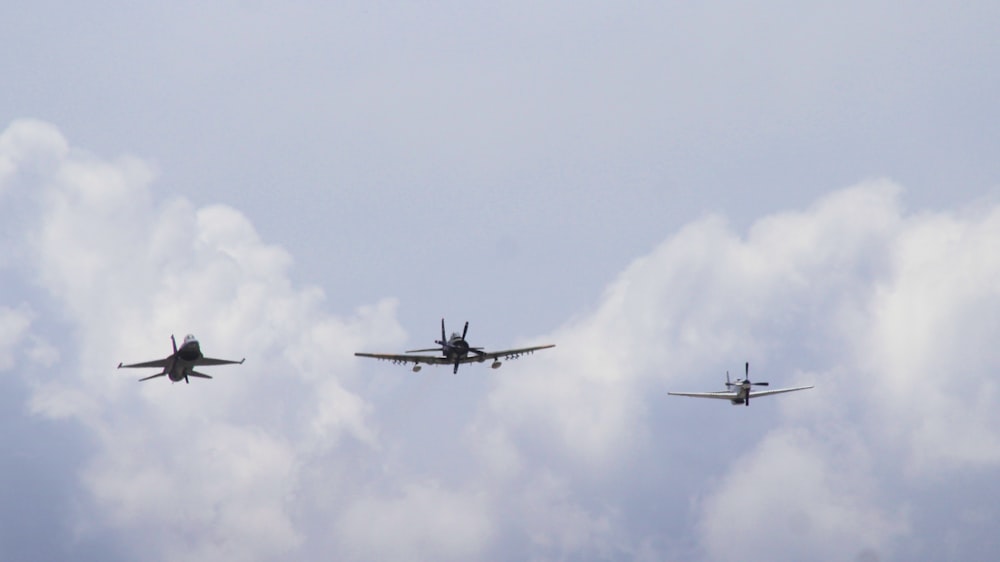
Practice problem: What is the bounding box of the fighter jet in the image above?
[118,334,244,383]
[355,318,555,374]
[668,362,813,406]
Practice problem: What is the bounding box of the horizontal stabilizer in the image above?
[188,371,213,379]
[138,372,167,382]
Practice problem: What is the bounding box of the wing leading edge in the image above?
[666,391,739,400]
[354,353,453,366]
[118,358,170,369]
[747,385,814,398]
[196,357,245,366]
[471,344,556,362]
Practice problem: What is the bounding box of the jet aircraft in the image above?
[355,319,555,374]
[668,362,812,406]
[118,334,245,383]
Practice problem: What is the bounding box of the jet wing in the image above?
[463,344,556,363]
[667,391,739,400]
[354,352,452,366]
[196,357,245,366]
[747,385,814,398]
[118,358,170,369]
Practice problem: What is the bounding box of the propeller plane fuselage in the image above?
[117,334,245,383]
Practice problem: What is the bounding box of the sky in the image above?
[2,2,1000,561]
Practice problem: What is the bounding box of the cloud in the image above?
[470,181,1000,560]
[697,429,907,562]
[5,118,1000,561]
[0,303,34,371]
[336,481,494,561]
[1,119,406,561]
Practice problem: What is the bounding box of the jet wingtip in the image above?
[117,362,123,369]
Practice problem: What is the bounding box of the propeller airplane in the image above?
[355,318,555,374]
[668,362,812,406]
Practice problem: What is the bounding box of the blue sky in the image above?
[2,3,1000,561]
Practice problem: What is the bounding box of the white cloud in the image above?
[476,183,904,468]
[470,181,1000,559]
[5,118,1000,561]
[0,119,69,190]
[0,303,33,371]
[336,481,494,561]
[1,120,407,561]
[858,204,1000,476]
[697,429,907,562]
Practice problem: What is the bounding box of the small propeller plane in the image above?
[668,362,812,406]
[117,334,245,383]
[354,318,555,374]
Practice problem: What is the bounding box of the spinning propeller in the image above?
[725,362,769,406]
[406,319,484,374]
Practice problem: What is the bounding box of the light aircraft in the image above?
[354,318,555,374]
[117,334,245,383]
[668,362,812,406]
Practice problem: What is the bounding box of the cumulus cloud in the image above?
[697,429,907,562]
[336,481,494,561]
[470,182,1000,560]
[4,119,1000,561]
[0,120,406,561]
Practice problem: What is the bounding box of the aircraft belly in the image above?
[168,364,187,382]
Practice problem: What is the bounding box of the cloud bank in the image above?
[2,120,1000,561]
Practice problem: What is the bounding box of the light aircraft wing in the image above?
[118,358,170,369]
[747,385,813,398]
[196,357,245,366]
[354,352,452,366]
[463,344,556,363]
[667,391,739,400]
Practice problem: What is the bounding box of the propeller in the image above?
[407,319,481,372]
[742,362,769,406]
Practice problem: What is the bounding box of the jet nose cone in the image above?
[178,339,201,361]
